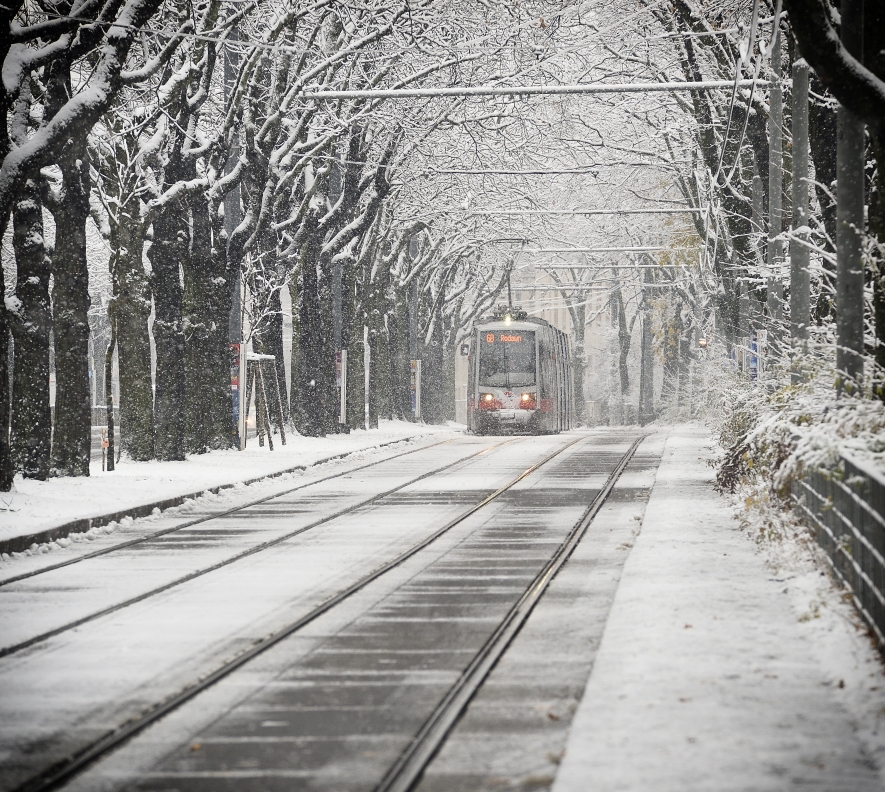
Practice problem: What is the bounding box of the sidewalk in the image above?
[0,420,452,555]
[553,425,885,792]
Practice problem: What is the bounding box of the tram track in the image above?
[377,434,644,792]
[0,437,517,660]
[11,433,595,792]
[0,436,459,589]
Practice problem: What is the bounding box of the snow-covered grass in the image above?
[0,419,457,551]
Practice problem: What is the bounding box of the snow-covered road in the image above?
[3,426,884,792]
[1,431,634,791]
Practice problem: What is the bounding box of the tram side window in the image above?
[478,331,536,387]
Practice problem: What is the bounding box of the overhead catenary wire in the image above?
[464,208,706,215]
[299,80,770,101]
[513,283,687,291]
[540,264,686,269]
[518,246,698,253]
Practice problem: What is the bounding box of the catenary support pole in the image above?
[836,0,866,390]
[331,160,343,352]
[767,28,784,348]
[638,271,654,424]
[408,256,418,363]
[407,238,420,422]
[790,59,811,382]
[224,28,246,448]
[739,279,750,375]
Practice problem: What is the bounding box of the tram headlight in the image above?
[481,393,494,402]
[520,392,537,409]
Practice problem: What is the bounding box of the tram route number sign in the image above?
[486,333,523,343]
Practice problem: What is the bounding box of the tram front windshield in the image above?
[478,330,536,388]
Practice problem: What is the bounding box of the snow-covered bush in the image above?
[711,342,885,539]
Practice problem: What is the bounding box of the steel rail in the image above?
[0,438,516,659]
[0,436,456,588]
[375,434,645,792]
[13,435,585,792]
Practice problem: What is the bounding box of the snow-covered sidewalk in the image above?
[553,425,885,792]
[0,420,454,554]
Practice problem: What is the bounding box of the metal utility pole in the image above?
[224,27,246,449]
[408,274,418,361]
[329,161,347,424]
[749,174,764,360]
[407,237,421,421]
[836,0,866,391]
[752,173,764,257]
[767,28,784,345]
[638,271,655,425]
[790,59,811,383]
[332,262,343,349]
[752,175,764,230]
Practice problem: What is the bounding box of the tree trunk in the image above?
[337,255,354,433]
[296,245,326,437]
[264,287,288,422]
[183,195,235,451]
[316,251,335,435]
[105,304,117,471]
[660,304,681,407]
[808,73,838,321]
[638,302,655,425]
[289,276,301,426]
[110,198,153,460]
[50,145,92,477]
[423,316,446,424]
[390,291,411,421]
[567,301,586,426]
[0,304,13,491]
[148,206,187,460]
[184,198,214,453]
[346,317,365,431]
[10,180,51,479]
[616,291,631,396]
[364,275,387,430]
[367,327,380,429]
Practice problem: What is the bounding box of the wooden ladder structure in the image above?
[244,353,287,449]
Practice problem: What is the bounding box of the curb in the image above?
[0,435,430,556]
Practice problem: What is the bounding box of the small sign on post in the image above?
[230,342,241,444]
[410,359,422,420]
[336,350,348,424]
[238,342,247,450]
[101,428,109,471]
